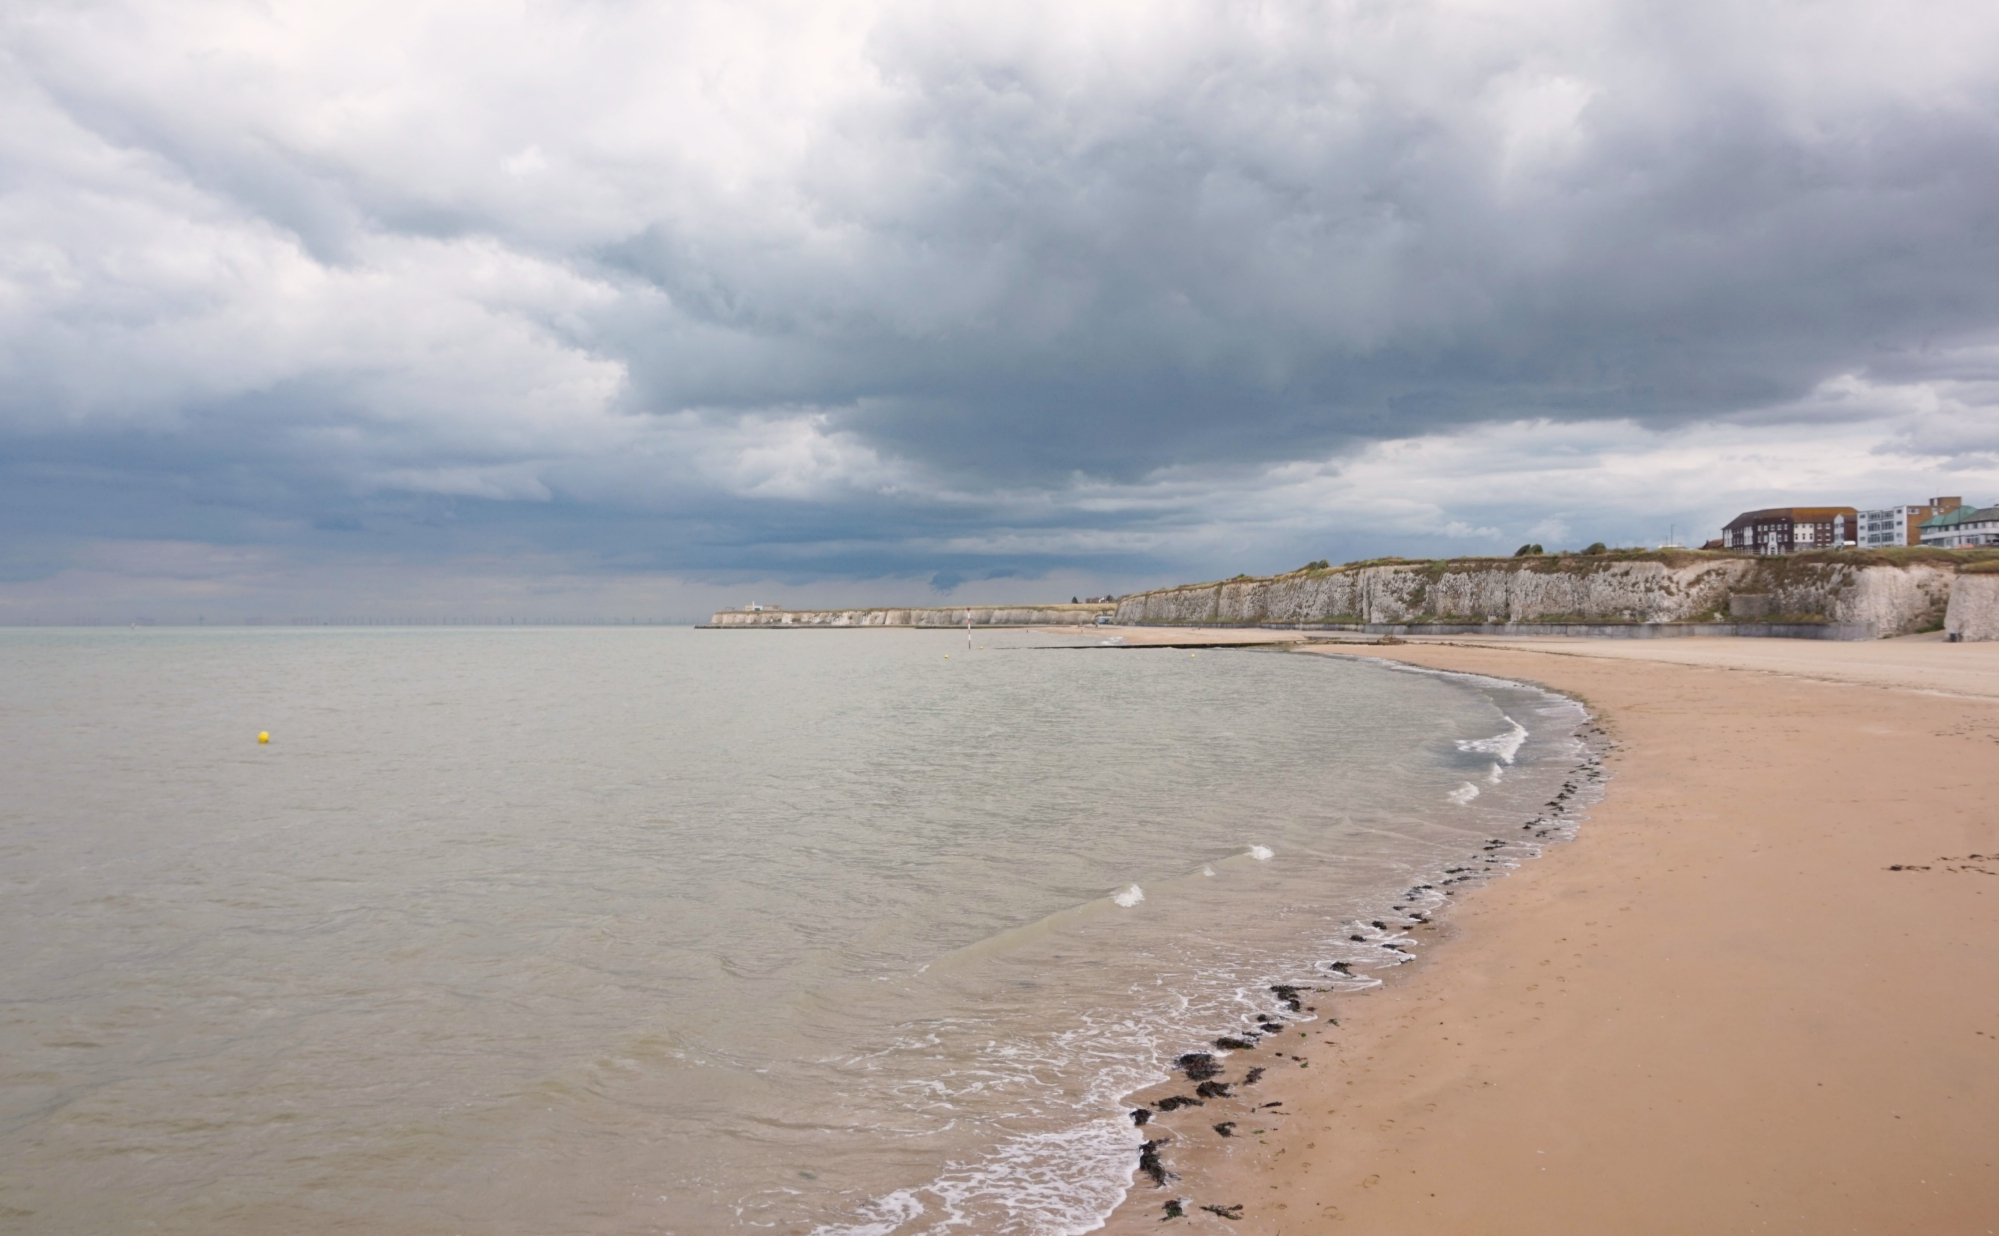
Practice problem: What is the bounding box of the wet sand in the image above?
[1087,630,1999,1234]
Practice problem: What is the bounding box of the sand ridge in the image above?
[1079,630,1999,1234]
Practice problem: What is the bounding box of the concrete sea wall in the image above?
[1112,553,1973,639]
[705,604,1114,628]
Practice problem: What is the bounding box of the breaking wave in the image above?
[1457,716,1528,764]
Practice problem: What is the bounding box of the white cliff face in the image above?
[1806,563,1958,631]
[1946,574,1999,641]
[1111,556,1964,637]
[703,556,1995,638]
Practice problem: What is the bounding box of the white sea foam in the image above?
[1247,845,1273,861]
[1487,761,1504,784]
[813,991,1225,1236]
[819,1118,1135,1236]
[1201,865,1215,877]
[811,1188,926,1236]
[1447,782,1480,805]
[1456,716,1528,764]
[1112,884,1145,907]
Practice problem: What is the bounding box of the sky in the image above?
[5,0,1999,622]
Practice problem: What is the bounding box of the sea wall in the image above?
[1112,553,1970,639]
[706,604,1114,628]
[1946,571,1999,642]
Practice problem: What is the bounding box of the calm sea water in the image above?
[0,627,1589,1235]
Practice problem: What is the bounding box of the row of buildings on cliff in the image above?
[1715,496,1998,554]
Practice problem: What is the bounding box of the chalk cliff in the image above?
[704,552,1999,639]
[1111,551,1975,638]
[1946,569,1999,642]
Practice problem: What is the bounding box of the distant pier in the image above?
[701,604,1115,628]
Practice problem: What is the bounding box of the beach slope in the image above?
[1099,634,1999,1234]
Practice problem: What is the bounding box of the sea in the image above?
[0,625,1595,1234]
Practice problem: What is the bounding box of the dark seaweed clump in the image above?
[1129,1108,1151,1126]
[1194,1080,1232,1099]
[1154,1095,1204,1112]
[1138,1139,1173,1186]
[1270,985,1304,1012]
[1178,1052,1221,1081]
[1213,1035,1255,1050]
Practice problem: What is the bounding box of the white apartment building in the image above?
[1859,497,1961,547]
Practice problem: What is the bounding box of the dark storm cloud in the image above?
[3,0,1999,615]
[600,7,1999,479]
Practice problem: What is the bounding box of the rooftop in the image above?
[1723,506,1859,528]
[1920,504,1996,530]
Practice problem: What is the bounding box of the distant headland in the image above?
[703,602,1115,628]
[709,546,1999,641]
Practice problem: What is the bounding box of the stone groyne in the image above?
[704,603,1115,628]
[1112,550,1999,640]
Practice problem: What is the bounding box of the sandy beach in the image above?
[1088,630,1999,1234]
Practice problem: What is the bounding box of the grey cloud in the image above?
[4,0,1999,614]
[571,1,1999,483]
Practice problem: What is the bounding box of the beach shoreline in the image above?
[1081,629,1999,1234]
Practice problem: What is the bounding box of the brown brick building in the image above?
[1719,507,1858,554]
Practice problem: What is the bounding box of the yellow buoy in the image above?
[257,731,270,743]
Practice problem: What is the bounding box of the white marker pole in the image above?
[966,613,972,649]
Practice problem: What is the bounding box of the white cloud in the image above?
[1039,398,1999,565]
